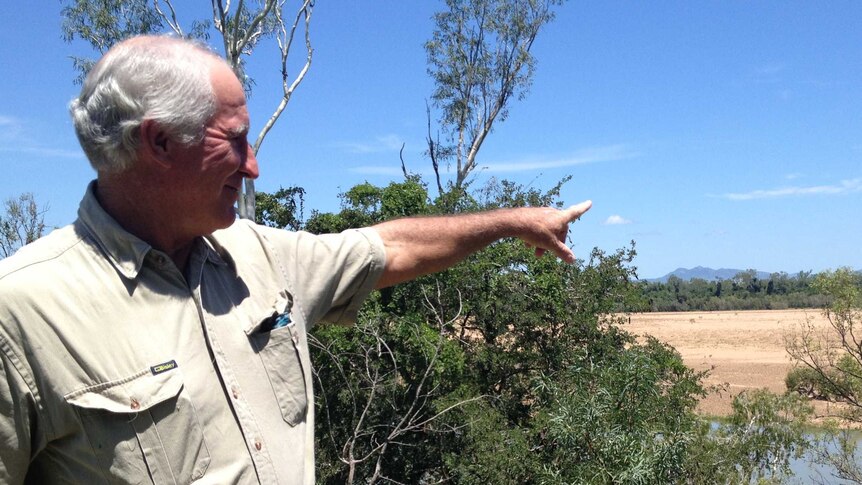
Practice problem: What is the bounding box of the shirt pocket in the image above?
[248,292,308,427]
[64,367,210,485]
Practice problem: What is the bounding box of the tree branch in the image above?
[153,0,183,35]
[251,0,313,155]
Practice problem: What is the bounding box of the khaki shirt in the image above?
[0,183,386,484]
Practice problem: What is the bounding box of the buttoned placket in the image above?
[186,244,278,483]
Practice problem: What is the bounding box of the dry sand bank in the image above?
[625,309,837,417]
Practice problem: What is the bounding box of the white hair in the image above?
[69,36,221,173]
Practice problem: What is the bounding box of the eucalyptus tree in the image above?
[0,193,47,259]
[785,268,862,483]
[61,0,314,219]
[425,0,565,194]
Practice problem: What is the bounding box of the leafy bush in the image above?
[257,176,820,483]
[785,366,836,400]
[304,177,736,483]
[682,390,812,484]
[785,268,862,482]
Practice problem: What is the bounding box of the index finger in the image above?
[564,200,592,222]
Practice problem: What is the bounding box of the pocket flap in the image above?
[244,289,293,335]
[65,366,184,414]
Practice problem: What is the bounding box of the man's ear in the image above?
[138,119,173,169]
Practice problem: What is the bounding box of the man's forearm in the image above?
[372,202,591,288]
[373,209,519,288]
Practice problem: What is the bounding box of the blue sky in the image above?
[0,2,859,279]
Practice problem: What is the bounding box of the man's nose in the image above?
[242,144,260,179]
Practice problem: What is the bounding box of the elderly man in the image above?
[0,36,591,484]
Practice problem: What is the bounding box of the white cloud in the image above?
[351,165,405,176]
[481,145,637,173]
[340,134,405,154]
[752,62,787,85]
[350,144,637,175]
[719,178,862,201]
[0,146,84,159]
[603,215,632,225]
[755,62,786,76]
[0,115,82,159]
[0,115,23,139]
[784,172,803,180]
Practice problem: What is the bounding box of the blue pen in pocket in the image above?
[273,311,292,329]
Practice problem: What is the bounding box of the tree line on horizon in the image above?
[630,269,862,313]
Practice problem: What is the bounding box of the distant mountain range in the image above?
[645,266,772,283]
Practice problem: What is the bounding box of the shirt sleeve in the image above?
[0,344,38,485]
[256,225,386,326]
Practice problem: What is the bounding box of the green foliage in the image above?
[61,0,162,49]
[534,338,707,484]
[815,267,862,318]
[247,172,825,483]
[427,0,557,127]
[61,0,165,83]
[311,307,469,483]
[255,186,305,231]
[634,270,840,312]
[785,267,862,483]
[425,0,566,189]
[59,0,274,92]
[305,177,430,235]
[786,268,862,422]
[809,424,862,484]
[720,390,812,483]
[785,366,840,401]
[682,390,812,484]
[307,177,730,483]
[0,193,47,259]
[379,177,429,220]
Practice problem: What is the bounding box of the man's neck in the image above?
[95,174,196,271]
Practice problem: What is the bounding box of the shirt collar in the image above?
[77,181,153,279]
[77,181,230,279]
[200,235,229,267]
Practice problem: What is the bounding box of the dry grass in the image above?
[625,309,846,419]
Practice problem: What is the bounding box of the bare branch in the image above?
[229,0,245,59]
[241,0,313,220]
[252,0,313,154]
[425,102,445,196]
[153,0,183,35]
[399,143,409,179]
[237,0,273,57]
[212,0,231,59]
[314,284,487,480]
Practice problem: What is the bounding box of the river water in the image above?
[770,431,860,484]
[788,433,861,485]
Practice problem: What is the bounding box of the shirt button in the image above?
[130,398,140,410]
[254,440,262,451]
[231,386,239,399]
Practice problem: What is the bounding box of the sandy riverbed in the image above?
[625,309,838,417]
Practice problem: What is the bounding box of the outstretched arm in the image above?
[372,200,592,288]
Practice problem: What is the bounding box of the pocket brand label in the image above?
[150,360,178,375]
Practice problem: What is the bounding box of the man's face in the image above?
[170,61,259,236]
